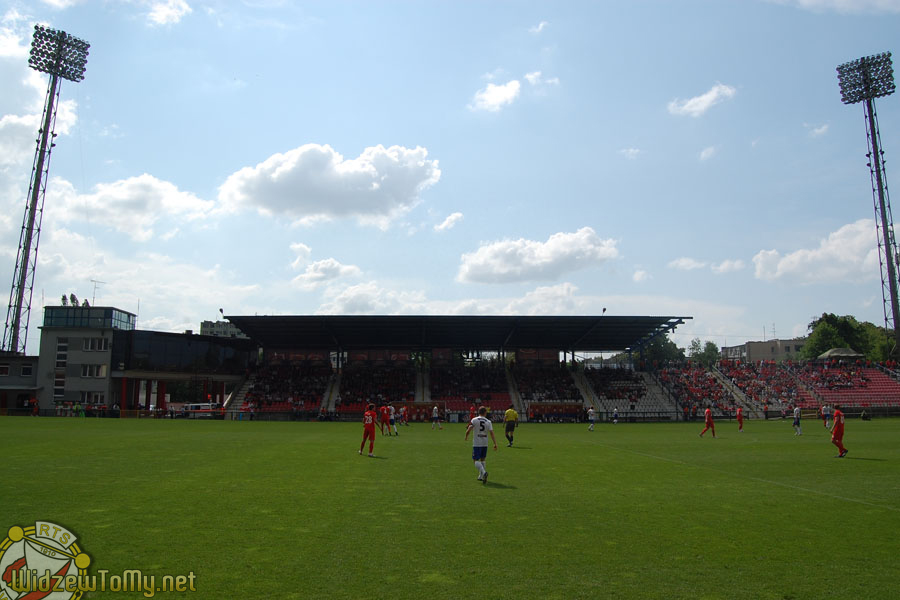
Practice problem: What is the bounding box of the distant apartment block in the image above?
[720,338,807,363]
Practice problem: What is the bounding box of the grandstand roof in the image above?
[224,315,691,353]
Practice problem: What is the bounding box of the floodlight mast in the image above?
[1,25,89,355]
[837,52,899,355]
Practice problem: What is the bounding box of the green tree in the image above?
[801,322,848,360]
[808,314,870,353]
[639,334,685,365]
[803,313,896,361]
[700,340,720,367]
[688,337,702,359]
[862,321,894,362]
[687,338,719,367]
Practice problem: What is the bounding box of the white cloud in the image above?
[468,80,521,112]
[633,269,649,282]
[148,0,193,25]
[668,257,708,271]
[699,146,717,161]
[37,225,259,335]
[39,0,85,8]
[668,83,736,117]
[49,174,214,242]
[218,143,441,229]
[752,219,879,283]
[0,21,78,139]
[0,113,38,168]
[766,0,900,14]
[619,148,641,160]
[289,242,312,269]
[670,257,744,274]
[524,71,560,92]
[806,122,829,137]
[292,258,361,290]
[316,281,427,314]
[434,212,463,232]
[0,14,29,60]
[481,68,505,82]
[302,281,750,347]
[524,71,559,86]
[504,282,579,315]
[457,227,619,284]
[529,20,549,34]
[98,124,124,139]
[711,259,745,274]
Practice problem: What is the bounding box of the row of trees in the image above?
[801,313,893,361]
[611,313,895,366]
[60,293,89,307]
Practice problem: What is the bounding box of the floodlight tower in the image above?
[1,25,89,355]
[837,52,898,353]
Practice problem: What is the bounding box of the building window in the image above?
[82,337,109,351]
[20,364,32,376]
[56,338,68,369]
[0,364,8,376]
[53,373,65,398]
[81,364,107,378]
[80,391,105,404]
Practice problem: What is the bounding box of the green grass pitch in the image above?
[1,416,898,599]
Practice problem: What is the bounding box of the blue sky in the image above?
[1,0,899,355]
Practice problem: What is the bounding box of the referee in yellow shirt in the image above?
[503,404,519,447]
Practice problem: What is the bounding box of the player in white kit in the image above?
[388,404,399,436]
[465,406,498,484]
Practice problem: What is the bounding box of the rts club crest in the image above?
[0,521,90,600]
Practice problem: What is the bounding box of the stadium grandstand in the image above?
[6,307,900,421]
[223,314,692,423]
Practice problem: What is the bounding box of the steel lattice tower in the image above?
[837,52,898,354]
[2,25,89,355]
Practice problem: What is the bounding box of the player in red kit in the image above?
[699,407,716,438]
[831,404,848,458]
[468,404,477,423]
[736,406,744,432]
[360,403,377,457]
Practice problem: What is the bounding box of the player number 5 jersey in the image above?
[470,416,493,447]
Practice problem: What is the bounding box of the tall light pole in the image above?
[2,25,89,355]
[837,52,898,354]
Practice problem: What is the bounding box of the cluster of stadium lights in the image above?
[28,24,90,82]
[837,52,895,105]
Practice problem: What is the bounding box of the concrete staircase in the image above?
[709,366,763,418]
[225,375,254,418]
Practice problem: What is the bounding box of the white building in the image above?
[199,320,247,339]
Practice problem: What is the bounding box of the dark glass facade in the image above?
[111,330,255,374]
[43,306,136,330]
